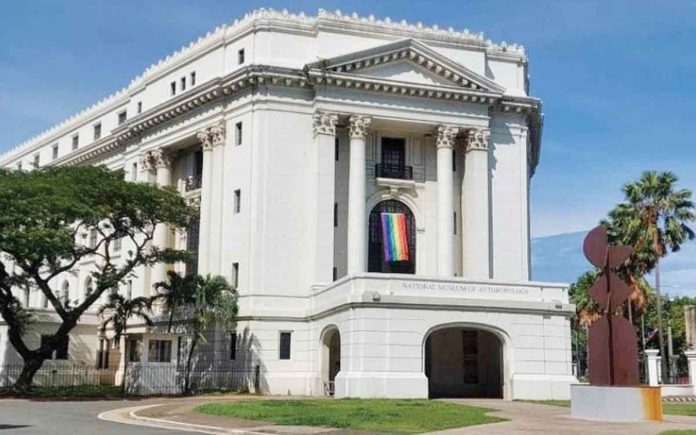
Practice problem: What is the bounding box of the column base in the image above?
[335,371,428,398]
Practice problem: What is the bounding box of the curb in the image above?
[98,403,269,434]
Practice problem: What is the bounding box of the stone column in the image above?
[646,349,661,386]
[461,128,491,279]
[311,112,339,284]
[685,350,696,389]
[436,126,458,276]
[150,149,173,291]
[346,115,371,275]
[196,123,225,275]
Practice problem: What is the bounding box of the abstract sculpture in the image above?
[583,225,640,385]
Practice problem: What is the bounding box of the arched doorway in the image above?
[321,327,341,396]
[425,327,503,398]
[368,200,416,274]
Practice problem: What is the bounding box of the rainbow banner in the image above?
[380,213,409,262]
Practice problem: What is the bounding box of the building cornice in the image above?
[46,64,540,167]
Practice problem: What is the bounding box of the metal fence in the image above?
[0,362,255,396]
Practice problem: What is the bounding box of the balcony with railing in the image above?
[375,163,413,181]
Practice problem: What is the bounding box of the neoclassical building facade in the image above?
[0,9,575,399]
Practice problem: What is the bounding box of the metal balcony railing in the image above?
[375,163,413,180]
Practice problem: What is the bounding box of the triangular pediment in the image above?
[306,39,505,95]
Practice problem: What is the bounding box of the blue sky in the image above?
[2,0,696,238]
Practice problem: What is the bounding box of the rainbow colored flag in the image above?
[381,213,409,262]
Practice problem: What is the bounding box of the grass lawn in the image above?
[522,400,696,417]
[196,399,504,433]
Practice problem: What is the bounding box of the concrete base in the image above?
[335,371,428,398]
[571,384,662,422]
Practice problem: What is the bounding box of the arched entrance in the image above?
[368,200,416,274]
[321,327,341,396]
[425,327,503,398]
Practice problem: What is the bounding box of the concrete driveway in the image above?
[0,398,177,434]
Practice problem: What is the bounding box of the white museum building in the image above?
[0,9,576,399]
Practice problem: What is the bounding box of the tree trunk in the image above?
[655,259,669,384]
[184,337,198,395]
[13,357,44,393]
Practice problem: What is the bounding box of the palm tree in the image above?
[156,272,238,394]
[607,171,695,382]
[98,292,154,392]
[154,270,198,332]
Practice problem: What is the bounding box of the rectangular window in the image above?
[72,134,79,150]
[118,111,127,125]
[137,101,142,114]
[97,339,110,369]
[235,121,242,145]
[131,162,138,181]
[148,340,172,363]
[230,333,237,360]
[42,334,69,360]
[52,144,59,160]
[279,332,291,360]
[332,267,337,281]
[93,123,102,140]
[334,203,338,227]
[170,81,176,96]
[238,48,245,65]
[89,228,98,249]
[180,77,186,92]
[232,262,239,289]
[335,137,339,161]
[128,338,140,362]
[190,71,196,86]
[234,189,241,213]
[33,154,40,168]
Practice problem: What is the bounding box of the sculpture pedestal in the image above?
[571,385,662,422]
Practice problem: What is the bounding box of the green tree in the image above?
[97,292,154,392]
[154,270,199,332]
[606,171,695,380]
[0,166,195,391]
[157,273,238,394]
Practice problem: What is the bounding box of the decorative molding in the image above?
[466,128,490,152]
[436,125,459,149]
[312,112,339,137]
[197,122,226,150]
[349,115,372,139]
[307,39,505,94]
[150,148,173,169]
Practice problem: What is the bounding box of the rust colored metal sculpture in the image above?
[583,225,640,386]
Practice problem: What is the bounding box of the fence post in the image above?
[645,349,661,386]
[685,350,696,392]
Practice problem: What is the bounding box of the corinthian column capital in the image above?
[139,153,154,172]
[197,122,226,151]
[466,128,490,152]
[436,125,459,149]
[150,148,173,169]
[312,112,339,137]
[349,115,372,139]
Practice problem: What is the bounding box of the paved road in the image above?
[0,399,180,434]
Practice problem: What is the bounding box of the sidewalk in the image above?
[99,396,696,434]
